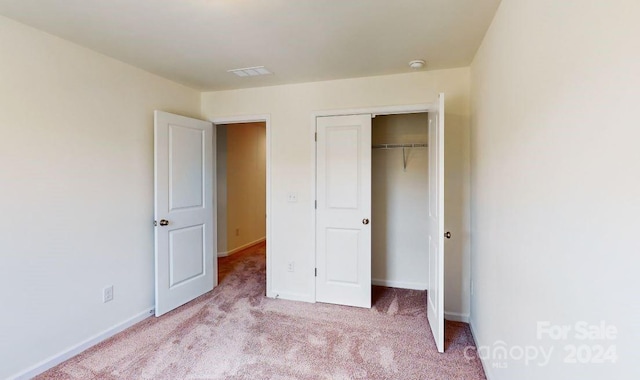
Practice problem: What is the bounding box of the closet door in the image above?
[427,94,445,352]
[316,114,372,308]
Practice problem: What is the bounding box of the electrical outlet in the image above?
[235,228,240,236]
[103,285,114,303]
[287,261,295,272]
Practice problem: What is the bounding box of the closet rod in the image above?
[371,143,427,149]
[372,143,428,172]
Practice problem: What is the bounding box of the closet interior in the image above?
[371,112,430,290]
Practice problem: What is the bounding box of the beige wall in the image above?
[470,0,638,378]
[0,15,200,379]
[201,68,471,320]
[221,122,266,254]
[372,113,429,290]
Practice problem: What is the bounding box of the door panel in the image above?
[155,111,215,317]
[427,94,445,352]
[326,228,360,284]
[169,225,205,287]
[316,114,372,308]
[326,127,361,208]
[169,126,205,210]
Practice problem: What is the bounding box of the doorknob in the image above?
[362,218,369,225]
[159,219,169,226]
[444,231,451,239]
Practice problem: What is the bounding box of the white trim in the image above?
[210,114,273,298]
[371,278,427,291]
[444,311,470,323]
[310,113,318,304]
[272,291,315,303]
[9,307,154,380]
[217,237,265,257]
[211,114,271,125]
[311,103,434,119]
[211,122,218,288]
[469,320,493,380]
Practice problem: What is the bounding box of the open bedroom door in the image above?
[427,94,445,352]
[154,111,217,317]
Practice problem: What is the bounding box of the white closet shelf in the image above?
[372,143,428,171]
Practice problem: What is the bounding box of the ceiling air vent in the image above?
[228,66,272,77]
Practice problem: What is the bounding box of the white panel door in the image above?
[316,114,372,308]
[154,111,216,317]
[427,94,445,352]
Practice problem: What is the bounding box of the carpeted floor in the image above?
[38,243,485,379]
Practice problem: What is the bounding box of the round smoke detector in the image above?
[409,60,426,69]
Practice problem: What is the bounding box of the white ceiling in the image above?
[0,0,501,91]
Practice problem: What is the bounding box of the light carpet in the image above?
[38,243,485,379]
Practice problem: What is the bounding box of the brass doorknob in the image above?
[362,218,370,225]
[159,219,169,226]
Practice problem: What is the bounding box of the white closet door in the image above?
[427,94,445,352]
[154,111,216,317]
[316,114,372,308]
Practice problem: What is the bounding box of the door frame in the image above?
[311,103,436,302]
[210,114,273,298]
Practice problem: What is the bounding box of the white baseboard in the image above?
[469,319,493,380]
[217,237,265,257]
[371,278,427,290]
[10,307,155,380]
[270,291,315,303]
[444,311,470,323]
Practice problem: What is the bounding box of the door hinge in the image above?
[315,268,317,277]
[314,132,317,142]
[314,200,317,209]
